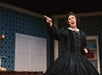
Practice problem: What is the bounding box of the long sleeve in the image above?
[82,32,87,48]
[80,31,89,54]
[47,24,66,41]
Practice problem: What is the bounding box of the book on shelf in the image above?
[85,51,95,59]
[87,43,96,49]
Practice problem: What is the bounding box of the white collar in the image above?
[68,27,79,32]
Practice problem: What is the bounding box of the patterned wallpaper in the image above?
[0,6,53,70]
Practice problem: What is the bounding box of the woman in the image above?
[44,12,99,75]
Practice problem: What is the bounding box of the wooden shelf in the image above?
[89,48,97,51]
[88,58,97,61]
[86,36,100,74]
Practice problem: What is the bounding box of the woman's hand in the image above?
[83,48,88,54]
[44,15,52,26]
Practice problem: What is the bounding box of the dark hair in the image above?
[67,12,80,25]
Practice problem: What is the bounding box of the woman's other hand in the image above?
[44,15,52,26]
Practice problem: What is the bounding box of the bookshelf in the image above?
[86,36,100,73]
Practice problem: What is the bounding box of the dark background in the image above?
[0,0,102,16]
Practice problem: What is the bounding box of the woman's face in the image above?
[67,15,77,28]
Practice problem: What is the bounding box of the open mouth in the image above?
[71,22,75,24]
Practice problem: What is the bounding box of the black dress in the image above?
[44,25,99,75]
